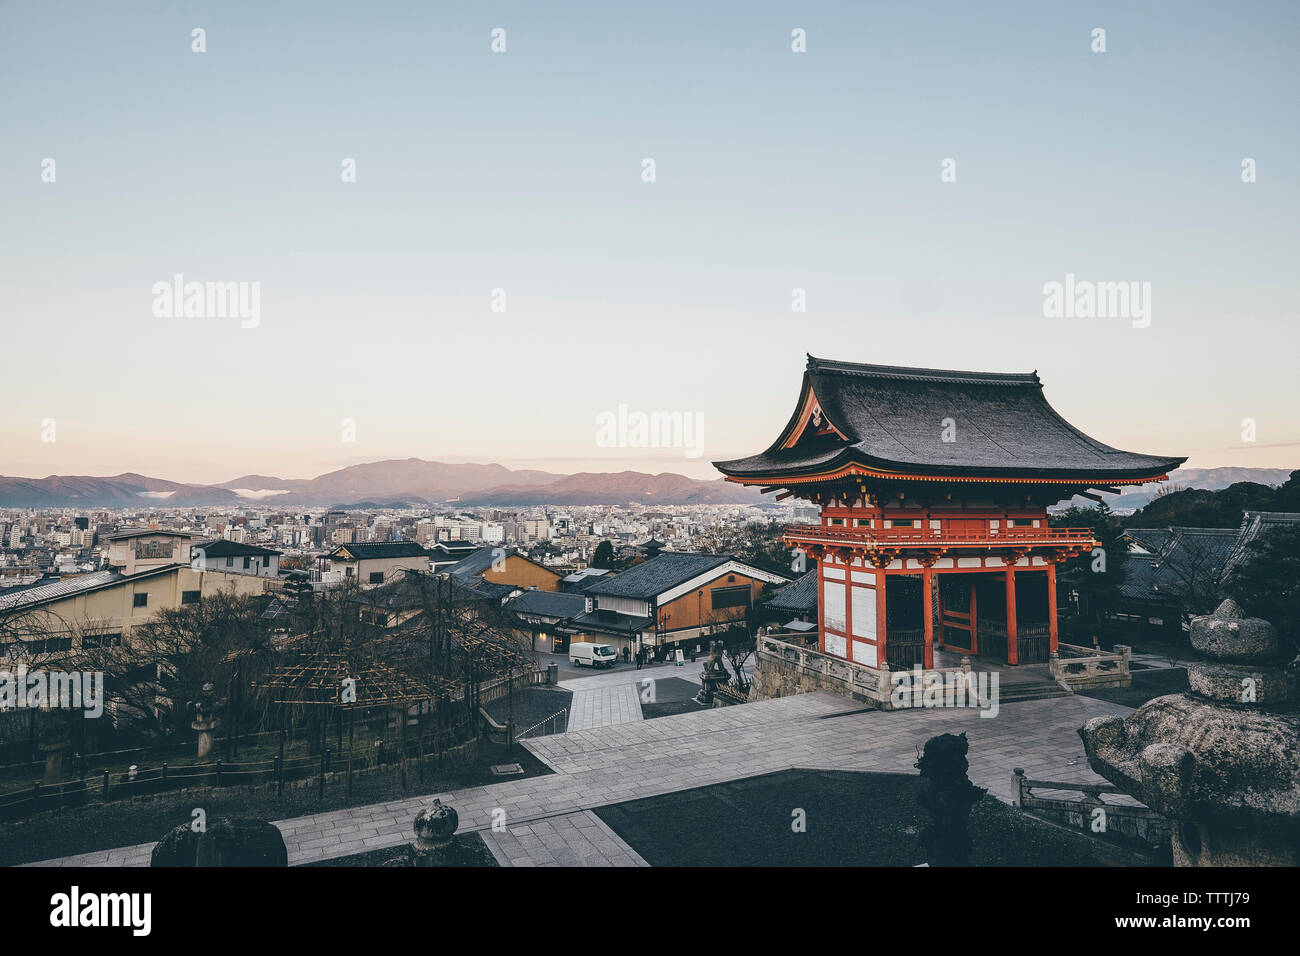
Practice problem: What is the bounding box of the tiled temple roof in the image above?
[715,356,1185,486]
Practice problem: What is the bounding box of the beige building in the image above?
[326,542,430,588]
[0,563,267,656]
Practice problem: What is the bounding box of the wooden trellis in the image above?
[254,653,460,709]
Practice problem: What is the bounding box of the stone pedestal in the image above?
[413,799,459,866]
[695,640,730,706]
[1080,599,1300,866]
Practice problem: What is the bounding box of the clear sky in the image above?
[2,1,1297,484]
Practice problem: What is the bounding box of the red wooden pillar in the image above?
[1046,561,1059,654]
[969,578,978,654]
[1005,566,1019,665]
[935,576,945,650]
[842,553,854,661]
[816,554,826,656]
[921,566,934,669]
[876,567,888,668]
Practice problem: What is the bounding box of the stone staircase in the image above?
[997,678,1071,703]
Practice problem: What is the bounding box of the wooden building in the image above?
[715,357,1184,670]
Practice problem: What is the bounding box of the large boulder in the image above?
[1080,599,1300,865]
[151,817,288,867]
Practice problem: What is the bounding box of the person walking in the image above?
[691,644,700,663]
[622,645,630,664]
[635,647,643,670]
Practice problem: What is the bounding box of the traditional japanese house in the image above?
[715,357,1184,672]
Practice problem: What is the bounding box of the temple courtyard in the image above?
[26,659,1149,867]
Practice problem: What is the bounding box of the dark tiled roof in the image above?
[570,608,653,635]
[444,547,557,582]
[509,589,588,619]
[107,529,195,540]
[1118,528,1239,603]
[430,541,478,556]
[583,552,732,600]
[350,570,516,610]
[715,355,1186,484]
[1224,511,1300,576]
[766,569,817,613]
[331,542,428,560]
[193,540,281,559]
[443,546,506,578]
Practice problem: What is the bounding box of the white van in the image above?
[569,642,618,668]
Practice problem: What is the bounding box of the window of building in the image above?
[369,571,384,584]
[226,556,234,567]
[889,519,915,528]
[182,590,201,605]
[710,585,750,610]
[133,592,148,608]
[1013,518,1034,527]
[244,556,252,569]
[829,518,843,526]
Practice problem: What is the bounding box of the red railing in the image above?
[782,523,1096,551]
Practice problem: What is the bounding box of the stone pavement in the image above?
[479,809,649,867]
[27,690,1132,868]
[560,658,706,731]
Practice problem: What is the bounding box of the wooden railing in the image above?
[979,622,1051,664]
[884,628,926,668]
[783,523,1095,551]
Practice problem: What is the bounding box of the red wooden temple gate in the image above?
[714,357,1183,671]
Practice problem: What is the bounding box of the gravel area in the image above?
[1075,667,1189,708]
[595,768,1164,867]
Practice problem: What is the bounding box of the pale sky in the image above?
[2,1,1297,484]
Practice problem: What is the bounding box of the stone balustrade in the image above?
[1050,642,1131,689]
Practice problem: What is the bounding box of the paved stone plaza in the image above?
[29,661,1134,867]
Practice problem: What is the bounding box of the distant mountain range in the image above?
[1066,466,1297,512]
[0,461,1292,511]
[0,459,766,508]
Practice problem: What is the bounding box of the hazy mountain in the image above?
[0,473,239,508]
[5,461,1283,510]
[459,471,765,506]
[1064,466,1297,512]
[0,459,762,508]
[214,459,563,505]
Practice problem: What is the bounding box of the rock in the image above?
[150,823,203,867]
[1079,600,1300,866]
[150,817,288,867]
[1188,598,1277,663]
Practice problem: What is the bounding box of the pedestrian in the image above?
[691,644,699,663]
[635,648,643,670]
[622,645,630,664]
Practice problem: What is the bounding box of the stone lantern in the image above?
[1080,599,1300,866]
[190,682,225,759]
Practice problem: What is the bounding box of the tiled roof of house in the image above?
[582,552,733,600]
[330,542,428,561]
[766,569,817,613]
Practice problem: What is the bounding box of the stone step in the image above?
[997,680,1071,703]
